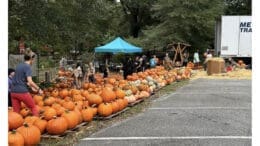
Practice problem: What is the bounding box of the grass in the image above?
[39,79,190,146]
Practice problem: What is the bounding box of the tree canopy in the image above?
[8,0,252,56]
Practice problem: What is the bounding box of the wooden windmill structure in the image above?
[167,42,191,67]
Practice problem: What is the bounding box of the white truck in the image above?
[215,16,252,59]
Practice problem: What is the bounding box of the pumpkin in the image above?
[20,108,31,117]
[81,90,90,98]
[91,107,98,116]
[17,123,41,146]
[125,95,136,103]
[62,101,75,110]
[74,101,83,111]
[24,116,40,125]
[74,108,83,124]
[43,107,57,121]
[87,94,103,105]
[62,110,79,129]
[51,89,59,97]
[33,95,43,104]
[33,117,47,134]
[100,87,116,102]
[107,78,116,85]
[8,130,24,146]
[44,96,56,106]
[59,89,69,98]
[97,103,113,117]
[46,116,68,135]
[140,91,150,98]
[81,107,94,122]
[111,101,120,113]
[115,89,125,99]
[116,99,125,111]
[8,110,24,130]
[73,94,84,101]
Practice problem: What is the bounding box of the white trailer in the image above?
[215,16,252,58]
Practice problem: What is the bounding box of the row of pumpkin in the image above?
[8,66,192,146]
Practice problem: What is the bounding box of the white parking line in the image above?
[82,136,251,141]
[149,107,251,110]
[173,92,250,95]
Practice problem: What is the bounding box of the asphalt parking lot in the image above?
[77,78,251,146]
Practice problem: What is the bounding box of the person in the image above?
[141,55,148,72]
[149,55,157,68]
[203,51,213,70]
[73,63,83,89]
[183,52,189,67]
[86,62,95,83]
[136,56,144,72]
[103,64,109,78]
[8,68,15,107]
[59,57,67,69]
[133,56,140,73]
[11,48,43,116]
[123,57,133,79]
[193,50,200,68]
[163,53,173,70]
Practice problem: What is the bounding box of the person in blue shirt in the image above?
[11,49,43,116]
[149,55,157,68]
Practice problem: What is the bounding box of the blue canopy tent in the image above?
[95,37,142,53]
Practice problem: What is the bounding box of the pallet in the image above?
[41,122,88,139]
[94,107,130,120]
[127,98,144,107]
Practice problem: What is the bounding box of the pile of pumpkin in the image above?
[8,66,192,145]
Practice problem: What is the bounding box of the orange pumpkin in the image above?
[100,87,116,102]
[8,110,24,130]
[87,94,103,105]
[62,101,75,111]
[81,107,94,122]
[8,130,24,146]
[33,95,43,104]
[115,89,125,99]
[17,123,41,146]
[51,89,59,97]
[46,116,68,135]
[59,89,69,98]
[43,107,57,121]
[33,117,47,134]
[20,108,31,118]
[44,96,56,106]
[62,110,79,129]
[24,116,40,124]
[97,103,113,117]
[111,101,120,113]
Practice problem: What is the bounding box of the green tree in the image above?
[120,0,157,38]
[224,0,251,15]
[141,0,225,52]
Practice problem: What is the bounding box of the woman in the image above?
[11,49,43,116]
[74,63,83,89]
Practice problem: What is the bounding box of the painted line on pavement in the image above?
[173,92,250,95]
[82,136,251,141]
[149,107,251,110]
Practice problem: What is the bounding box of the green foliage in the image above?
[141,0,225,52]
[9,0,251,59]
[224,0,251,15]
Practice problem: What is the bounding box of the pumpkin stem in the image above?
[11,130,17,134]
[23,122,29,127]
